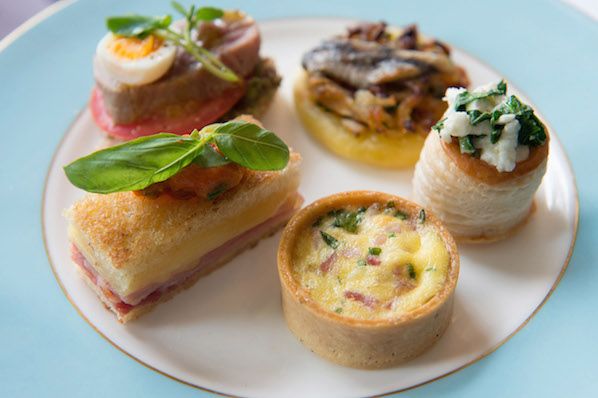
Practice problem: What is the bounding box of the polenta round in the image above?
[294,74,426,169]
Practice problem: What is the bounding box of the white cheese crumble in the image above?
[437,82,530,172]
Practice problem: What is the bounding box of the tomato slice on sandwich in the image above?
[89,85,246,140]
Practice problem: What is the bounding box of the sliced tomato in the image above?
[89,85,246,140]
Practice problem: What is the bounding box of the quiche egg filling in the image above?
[291,202,449,320]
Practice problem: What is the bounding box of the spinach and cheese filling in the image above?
[433,81,547,172]
[291,202,450,320]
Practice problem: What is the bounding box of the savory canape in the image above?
[91,3,281,140]
[294,22,469,168]
[413,81,549,242]
[277,191,459,368]
[64,117,301,322]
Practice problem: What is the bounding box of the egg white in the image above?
[96,33,176,86]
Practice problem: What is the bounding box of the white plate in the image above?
[43,18,578,398]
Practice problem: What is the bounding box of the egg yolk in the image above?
[108,35,163,59]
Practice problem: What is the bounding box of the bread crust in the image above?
[413,132,547,242]
[277,191,459,368]
[79,210,293,323]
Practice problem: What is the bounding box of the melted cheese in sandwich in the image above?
[291,203,449,320]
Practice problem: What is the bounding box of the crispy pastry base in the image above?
[277,191,460,369]
[413,132,548,243]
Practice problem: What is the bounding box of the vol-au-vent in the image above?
[413,81,549,242]
[278,191,459,369]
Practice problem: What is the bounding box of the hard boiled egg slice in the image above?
[96,33,176,86]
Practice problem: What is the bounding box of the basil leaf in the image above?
[458,136,476,154]
[106,14,172,38]
[193,144,230,168]
[171,1,188,17]
[454,80,507,111]
[64,134,203,194]
[213,121,290,171]
[196,7,224,21]
[320,231,339,249]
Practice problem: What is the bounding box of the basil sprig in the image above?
[64,121,290,194]
[106,2,238,82]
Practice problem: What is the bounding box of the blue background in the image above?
[1,0,596,396]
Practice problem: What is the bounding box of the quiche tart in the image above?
[413,81,549,242]
[277,191,459,368]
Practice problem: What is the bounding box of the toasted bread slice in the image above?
[67,152,301,322]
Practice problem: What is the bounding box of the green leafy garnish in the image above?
[456,84,546,149]
[193,144,230,168]
[494,95,546,147]
[213,122,289,170]
[368,247,381,256]
[106,15,172,38]
[395,210,408,220]
[334,307,343,314]
[467,110,491,125]
[106,3,239,82]
[64,133,204,194]
[432,118,446,133]
[64,121,289,194]
[332,208,366,233]
[454,80,507,111]
[357,259,367,267]
[458,136,476,154]
[490,128,502,144]
[407,264,416,279]
[388,232,396,238]
[418,209,426,224]
[320,231,339,249]
[195,6,224,20]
